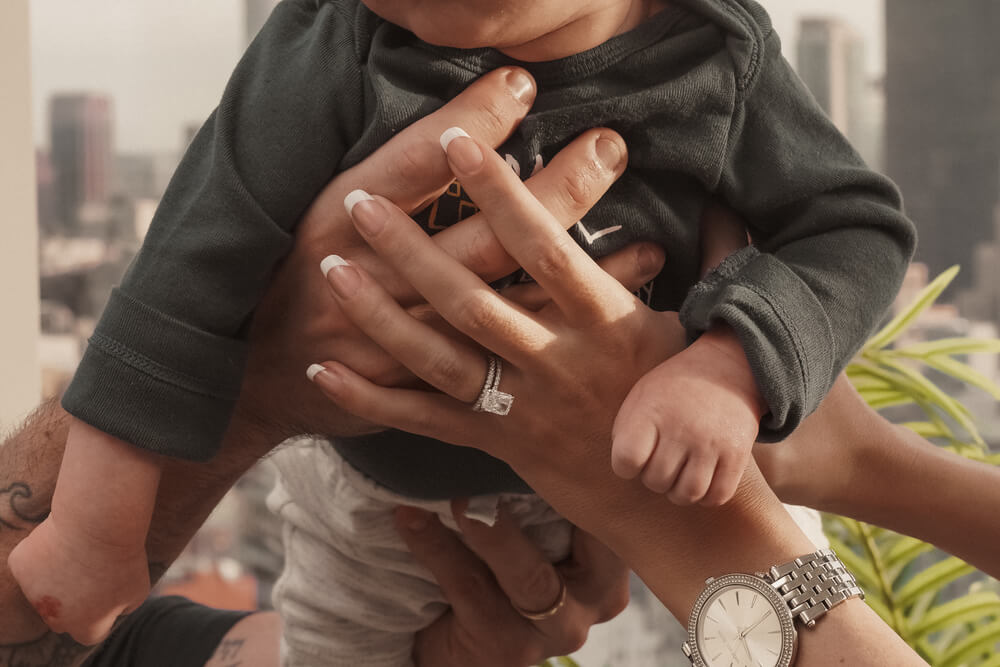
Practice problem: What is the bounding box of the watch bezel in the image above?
[686,573,797,667]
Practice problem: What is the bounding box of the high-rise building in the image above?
[885,1,1000,289]
[49,93,114,232]
[245,0,280,46]
[796,17,884,170]
[797,18,866,139]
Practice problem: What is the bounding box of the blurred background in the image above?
[3,1,999,663]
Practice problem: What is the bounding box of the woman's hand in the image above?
[308,126,683,519]
[236,67,665,447]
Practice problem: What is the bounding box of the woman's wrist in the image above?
[607,464,816,620]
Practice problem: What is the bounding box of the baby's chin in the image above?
[361,0,527,52]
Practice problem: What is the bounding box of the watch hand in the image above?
[740,611,771,639]
[739,635,753,664]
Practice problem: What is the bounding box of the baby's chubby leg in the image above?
[8,417,160,644]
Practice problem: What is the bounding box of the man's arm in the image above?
[758,373,1000,580]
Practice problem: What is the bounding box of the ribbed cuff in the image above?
[62,289,248,461]
[679,246,834,441]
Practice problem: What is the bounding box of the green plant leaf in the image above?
[901,421,954,439]
[828,535,880,592]
[893,338,1000,359]
[864,265,960,351]
[876,357,983,444]
[908,591,1000,638]
[885,537,935,582]
[973,653,1000,667]
[895,557,976,609]
[916,354,1000,400]
[939,619,1000,667]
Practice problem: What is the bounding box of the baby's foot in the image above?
[8,516,150,645]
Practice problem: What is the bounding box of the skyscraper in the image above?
[885,1,1000,289]
[245,0,280,47]
[797,17,884,170]
[797,18,866,141]
[49,93,114,232]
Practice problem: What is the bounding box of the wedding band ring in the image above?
[472,354,514,415]
[513,575,567,621]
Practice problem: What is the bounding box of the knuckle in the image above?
[560,625,590,654]
[558,166,599,211]
[529,236,576,281]
[601,585,631,622]
[387,139,440,188]
[470,96,512,141]
[425,349,466,392]
[459,290,504,335]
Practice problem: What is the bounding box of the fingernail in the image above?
[504,68,535,105]
[344,189,373,216]
[306,364,327,382]
[324,258,360,298]
[320,254,349,278]
[636,244,660,276]
[347,193,387,236]
[595,137,623,170]
[440,127,483,174]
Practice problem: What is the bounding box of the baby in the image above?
[10,0,915,663]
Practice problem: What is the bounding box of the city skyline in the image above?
[29,0,884,154]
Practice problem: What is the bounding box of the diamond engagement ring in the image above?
[472,354,514,415]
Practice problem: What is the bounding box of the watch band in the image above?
[764,548,865,627]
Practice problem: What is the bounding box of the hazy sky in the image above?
[30,0,884,154]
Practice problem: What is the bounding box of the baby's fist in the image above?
[611,327,765,505]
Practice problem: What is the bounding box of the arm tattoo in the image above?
[214,637,245,663]
[0,483,49,532]
[0,633,90,667]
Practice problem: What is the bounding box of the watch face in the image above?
[689,576,796,667]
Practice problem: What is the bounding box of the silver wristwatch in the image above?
[682,548,864,667]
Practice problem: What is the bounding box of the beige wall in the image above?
[0,0,42,429]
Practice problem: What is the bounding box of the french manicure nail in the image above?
[440,127,484,173]
[306,364,326,382]
[344,189,373,217]
[439,127,470,153]
[325,259,360,298]
[320,254,349,278]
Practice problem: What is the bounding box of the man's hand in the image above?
[399,506,628,666]
[611,324,766,506]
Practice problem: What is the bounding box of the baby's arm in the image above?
[614,6,916,501]
[8,419,160,644]
[612,325,766,505]
[10,0,363,645]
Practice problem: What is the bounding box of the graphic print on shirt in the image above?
[412,145,654,304]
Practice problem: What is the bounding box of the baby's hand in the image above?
[8,515,150,645]
[611,326,766,506]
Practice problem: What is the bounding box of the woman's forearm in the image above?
[615,465,925,666]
